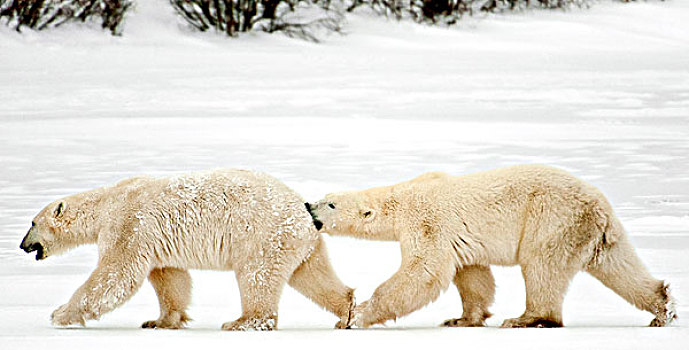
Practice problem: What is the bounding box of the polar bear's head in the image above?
[306,190,395,240]
[20,193,98,260]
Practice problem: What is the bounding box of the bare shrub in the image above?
[170,0,344,40]
[347,0,592,24]
[480,0,590,12]
[0,0,132,35]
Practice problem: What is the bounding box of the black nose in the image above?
[19,230,32,251]
[20,229,46,260]
[313,219,323,231]
[304,202,311,212]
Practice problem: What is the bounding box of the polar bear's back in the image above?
[113,169,317,270]
[390,165,618,266]
[410,165,606,202]
[139,169,305,214]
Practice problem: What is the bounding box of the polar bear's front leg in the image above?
[142,267,192,329]
[350,248,454,328]
[442,265,495,327]
[51,252,149,327]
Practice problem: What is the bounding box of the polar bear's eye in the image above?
[328,203,336,209]
[363,211,372,217]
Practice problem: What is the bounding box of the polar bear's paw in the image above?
[349,300,378,328]
[334,319,350,329]
[334,294,356,329]
[222,315,277,331]
[649,282,677,327]
[142,311,191,329]
[51,304,86,327]
[500,316,563,328]
[442,317,485,327]
[649,306,677,327]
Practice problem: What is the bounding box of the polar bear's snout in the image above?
[304,202,324,230]
[20,228,46,260]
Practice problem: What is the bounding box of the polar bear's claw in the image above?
[141,311,190,329]
[141,320,184,329]
[442,317,485,327]
[222,316,277,331]
[500,317,563,328]
[141,320,157,328]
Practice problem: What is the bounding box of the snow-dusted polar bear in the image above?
[306,165,676,328]
[20,169,354,330]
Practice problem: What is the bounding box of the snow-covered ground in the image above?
[1,0,688,348]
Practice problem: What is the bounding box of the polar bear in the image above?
[306,165,676,328]
[20,169,354,330]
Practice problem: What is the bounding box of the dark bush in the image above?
[347,0,592,24]
[411,0,473,24]
[170,0,344,41]
[480,0,590,11]
[346,0,406,19]
[0,0,132,35]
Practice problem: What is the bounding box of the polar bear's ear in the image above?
[361,209,376,222]
[54,202,64,217]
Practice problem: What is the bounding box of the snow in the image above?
[1,0,688,348]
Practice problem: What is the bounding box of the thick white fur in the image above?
[24,170,354,330]
[308,165,676,328]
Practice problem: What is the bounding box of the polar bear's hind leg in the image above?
[586,235,677,327]
[501,259,580,328]
[142,267,192,329]
[222,258,291,331]
[288,236,355,329]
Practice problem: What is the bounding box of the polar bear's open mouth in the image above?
[22,242,46,260]
[304,202,323,230]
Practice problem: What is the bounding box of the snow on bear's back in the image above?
[122,169,317,270]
